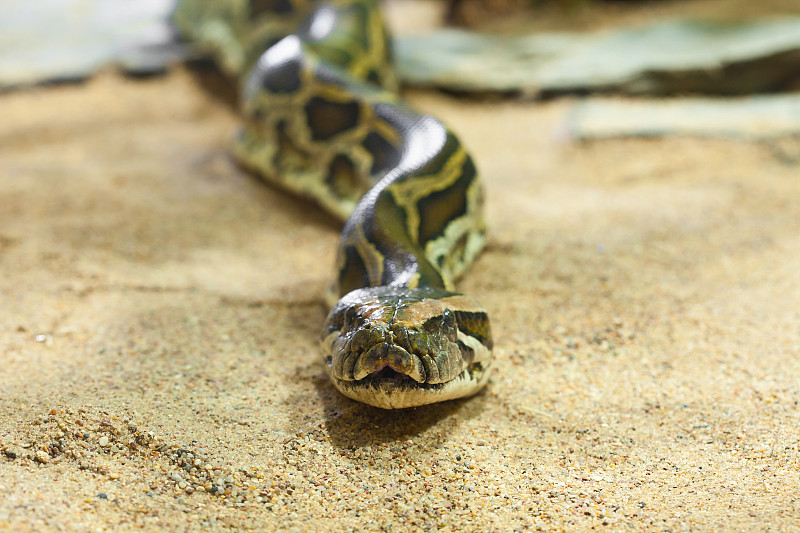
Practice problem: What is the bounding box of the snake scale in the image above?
[174,0,494,408]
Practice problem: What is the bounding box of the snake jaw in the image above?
[326,360,493,410]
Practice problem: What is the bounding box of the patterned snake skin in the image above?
[174,0,493,408]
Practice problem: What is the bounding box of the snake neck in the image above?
[330,121,486,300]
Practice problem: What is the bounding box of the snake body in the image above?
[174,0,494,408]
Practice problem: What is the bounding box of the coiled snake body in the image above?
[175,0,493,408]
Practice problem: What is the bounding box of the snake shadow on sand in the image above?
[310,376,490,449]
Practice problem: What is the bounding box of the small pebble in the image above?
[35,450,50,464]
[99,436,109,447]
[2,447,19,459]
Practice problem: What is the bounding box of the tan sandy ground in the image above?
[2,32,800,533]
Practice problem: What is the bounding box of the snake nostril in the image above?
[442,309,456,327]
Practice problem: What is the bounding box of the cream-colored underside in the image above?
[330,361,492,409]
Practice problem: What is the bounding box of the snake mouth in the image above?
[368,364,413,381]
[355,361,487,390]
[330,361,492,409]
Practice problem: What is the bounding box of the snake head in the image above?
[320,286,493,409]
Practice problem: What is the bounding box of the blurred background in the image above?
[3,0,800,142]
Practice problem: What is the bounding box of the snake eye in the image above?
[441,309,458,341]
[424,309,457,339]
[343,306,362,331]
[441,308,456,328]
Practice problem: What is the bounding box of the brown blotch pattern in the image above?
[304,96,361,141]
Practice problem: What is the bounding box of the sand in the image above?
[2,21,800,533]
